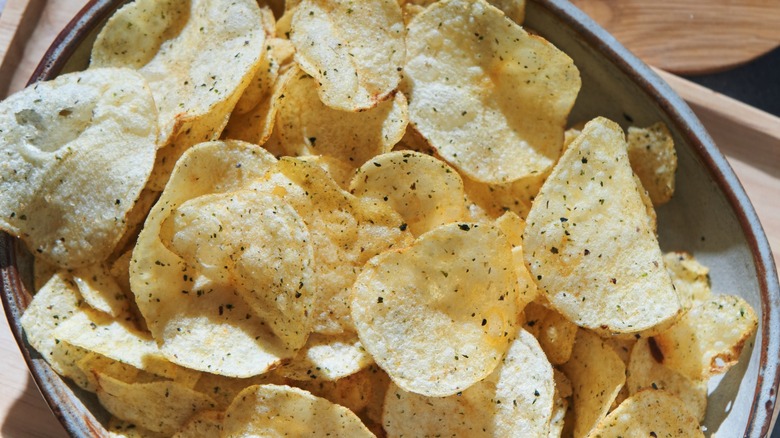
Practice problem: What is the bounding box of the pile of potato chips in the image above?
[0,0,758,436]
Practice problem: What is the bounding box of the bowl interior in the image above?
[2,0,778,436]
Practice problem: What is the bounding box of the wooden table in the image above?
[0,1,778,437]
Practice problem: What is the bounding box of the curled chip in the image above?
[561,329,626,438]
[221,384,375,437]
[524,117,682,335]
[279,332,373,381]
[404,0,580,184]
[131,141,296,377]
[652,294,758,381]
[291,0,405,111]
[627,122,677,206]
[91,0,267,189]
[274,68,409,165]
[0,68,158,268]
[349,151,468,236]
[627,338,708,421]
[351,222,519,396]
[664,251,712,305]
[383,329,554,436]
[588,389,704,437]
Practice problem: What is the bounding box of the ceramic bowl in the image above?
[1,0,779,436]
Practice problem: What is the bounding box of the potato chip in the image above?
[221,384,374,437]
[291,0,405,111]
[523,301,577,365]
[0,68,158,268]
[627,122,677,206]
[33,257,58,292]
[20,272,92,389]
[71,263,130,317]
[588,389,704,437]
[561,329,626,438]
[349,151,468,236]
[494,211,526,246]
[652,294,758,381]
[131,140,294,377]
[95,372,217,435]
[549,369,572,438]
[352,222,519,396]
[171,410,223,438]
[383,329,554,436]
[110,189,160,260]
[523,117,682,335]
[193,371,285,410]
[107,417,167,438]
[77,353,143,391]
[92,0,267,189]
[664,251,712,305]
[627,337,707,421]
[290,367,373,413]
[279,332,373,381]
[274,69,408,165]
[266,157,413,334]
[162,188,316,349]
[296,155,355,190]
[404,0,580,184]
[232,38,295,116]
[462,171,548,219]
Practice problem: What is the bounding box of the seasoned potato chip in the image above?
[297,155,355,190]
[462,171,549,219]
[495,211,526,246]
[92,0,267,189]
[20,272,91,389]
[405,0,580,184]
[627,122,677,206]
[95,373,217,435]
[652,294,758,381]
[279,332,373,381]
[550,369,572,438]
[349,151,468,235]
[107,417,167,438]
[627,337,708,421]
[172,410,223,438]
[192,371,285,410]
[352,222,519,396]
[290,367,373,413]
[664,251,712,305]
[588,389,704,437]
[162,188,316,349]
[71,263,130,318]
[561,329,626,438]
[274,69,408,164]
[266,157,413,334]
[524,117,682,335]
[131,141,295,377]
[383,329,554,436]
[291,0,405,111]
[523,301,577,365]
[0,68,158,268]
[77,353,144,391]
[222,384,374,437]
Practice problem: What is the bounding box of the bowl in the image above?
[2,0,779,436]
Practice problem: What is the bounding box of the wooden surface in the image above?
[0,1,778,437]
[570,0,780,75]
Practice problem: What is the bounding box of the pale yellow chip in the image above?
[404,0,580,184]
[256,157,413,334]
[494,211,526,247]
[523,301,577,365]
[664,251,712,305]
[352,222,519,396]
[588,389,704,437]
[77,352,143,392]
[291,0,405,111]
[290,366,374,414]
[95,372,217,435]
[652,294,758,381]
[523,117,682,335]
[193,371,285,410]
[627,337,708,422]
[274,68,408,165]
[20,272,92,389]
[296,155,355,191]
[131,140,294,377]
[462,170,549,219]
[627,122,677,206]
[71,263,130,317]
[161,188,316,350]
[221,384,374,437]
[561,329,626,438]
[171,410,224,438]
[0,68,158,268]
[383,329,554,436]
[349,151,468,236]
[278,332,373,381]
[549,369,572,438]
[107,417,167,438]
[91,0,267,189]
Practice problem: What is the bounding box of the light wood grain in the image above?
[569,0,780,74]
[0,0,45,97]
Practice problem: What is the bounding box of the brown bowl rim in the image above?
[1,0,778,436]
